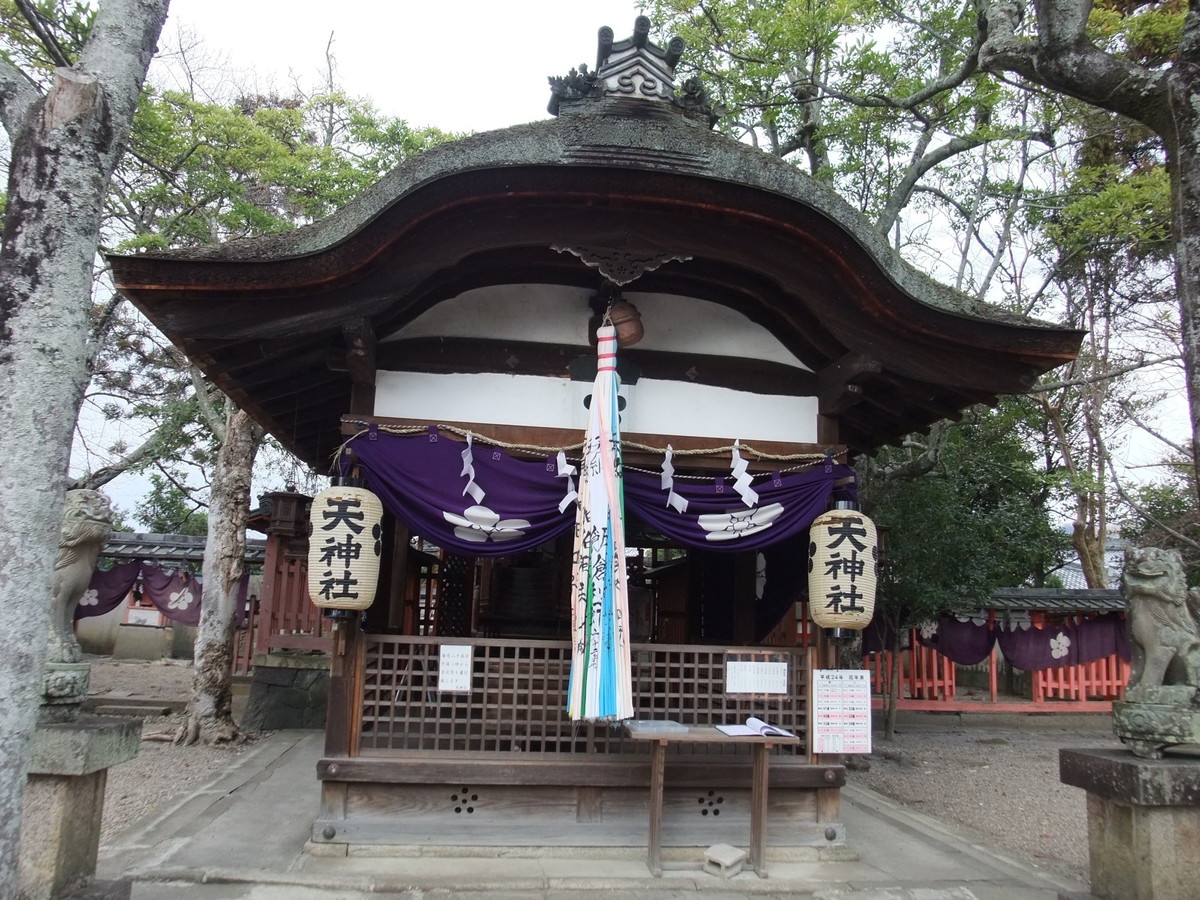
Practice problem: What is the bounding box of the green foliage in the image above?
[134,472,208,535]
[645,0,1014,220]
[1088,0,1186,68]
[0,0,94,79]
[88,79,457,502]
[1117,463,1199,585]
[861,406,1070,630]
[107,503,135,533]
[109,88,454,249]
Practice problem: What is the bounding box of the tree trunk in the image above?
[0,3,168,888]
[884,634,901,742]
[1167,60,1200,508]
[1071,521,1109,589]
[179,407,262,745]
[979,0,1200,505]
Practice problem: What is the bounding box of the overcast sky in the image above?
[162,1,648,133]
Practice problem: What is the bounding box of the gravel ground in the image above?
[848,717,1122,886]
[85,657,1118,888]
[87,657,252,843]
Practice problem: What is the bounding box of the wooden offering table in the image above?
[625,723,802,877]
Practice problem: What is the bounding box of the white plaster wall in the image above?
[384,284,812,371]
[374,371,818,443]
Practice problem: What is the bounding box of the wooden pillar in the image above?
[811,632,842,824]
[324,616,364,757]
[321,320,377,758]
[255,532,285,656]
[373,514,410,633]
[342,317,376,416]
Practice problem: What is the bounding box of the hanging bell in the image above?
[608,300,644,347]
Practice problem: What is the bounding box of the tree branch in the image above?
[875,132,987,235]
[190,365,226,442]
[1097,430,1200,552]
[978,0,1172,137]
[1032,354,1178,392]
[14,0,73,68]
[797,26,983,113]
[1118,398,1192,460]
[77,0,170,132]
[0,56,40,137]
[68,424,170,490]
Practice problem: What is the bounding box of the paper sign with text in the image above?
[725,655,789,695]
[811,669,872,754]
[438,644,473,693]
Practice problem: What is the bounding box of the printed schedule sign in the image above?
[811,669,872,754]
[438,644,473,693]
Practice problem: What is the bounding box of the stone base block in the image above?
[112,624,172,660]
[1061,748,1200,900]
[19,717,142,900]
[703,842,746,878]
[241,652,329,731]
[1113,700,1200,759]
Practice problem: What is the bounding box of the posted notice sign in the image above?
[811,669,872,754]
[725,653,789,695]
[438,644,473,693]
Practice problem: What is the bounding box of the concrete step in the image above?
[84,696,186,716]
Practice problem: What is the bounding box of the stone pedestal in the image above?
[39,661,91,724]
[1060,748,1200,900]
[19,716,142,900]
[241,651,329,731]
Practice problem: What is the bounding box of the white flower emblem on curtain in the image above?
[1050,632,1071,659]
[919,621,938,640]
[168,588,195,610]
[443,504,531,543]
[697,503,784,541]
[79,588,99,607]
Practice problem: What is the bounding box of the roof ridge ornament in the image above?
[548,16,719,126]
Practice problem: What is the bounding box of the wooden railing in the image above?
[866,646,956,700]
[1035,655,1128,701]
[357,636,810,757]
[253,532,332,659]
[867,638,1128,707]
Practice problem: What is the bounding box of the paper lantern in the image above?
[307,482,384,611]
[807,505,878,631]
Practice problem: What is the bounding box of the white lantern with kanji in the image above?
[307,482,384,611]
[807,504,878,631]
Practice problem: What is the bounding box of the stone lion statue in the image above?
[1122,546,1200,702]
[48,489,113,665]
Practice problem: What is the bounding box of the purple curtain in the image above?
[862,616,900,654]
[1069,613,1131,665]
[343,429,853,556]
[1080,619,1132,667]
[76,562,255,627]
[75,560,142,620]
[346,426,578,556]
[996,621,1080,670]
[997,615,1131,671]
[141,564,203,627]
[624,461,854,552]
[914,616,996,665]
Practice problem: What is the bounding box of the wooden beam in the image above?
[342,318,376,415]
[341,318,377,386]
[341,415,842,471]
[315,755,845,789]
[818,353,882,416]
